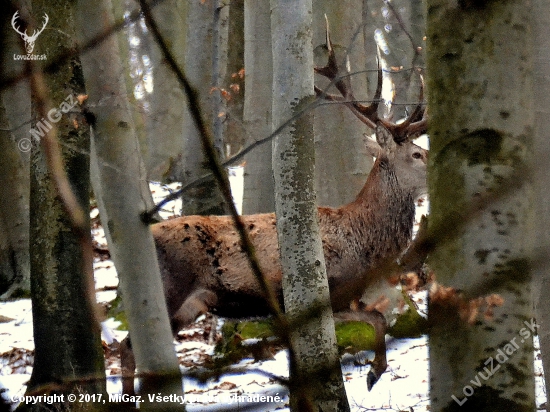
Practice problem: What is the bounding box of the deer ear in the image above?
[363,134,382,158]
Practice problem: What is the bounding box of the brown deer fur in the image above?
[155,134,426,331]
[120,21,428,396]
[120,130,427,395]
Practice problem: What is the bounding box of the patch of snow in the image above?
[1,173,546,411]
[0,301,33,354]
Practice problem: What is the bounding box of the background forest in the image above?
[0,0,548,411]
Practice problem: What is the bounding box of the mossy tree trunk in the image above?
[531,0,550,409]
[271,0,350,410]
[0,1,31,298]
[426,1,535,411]
[0,97,30,298]
[24,1,106,408]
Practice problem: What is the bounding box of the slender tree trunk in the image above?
[75,0,183,408]
[362,0,381,94]
[224,0,245,156]
[180,0,228,215]
[0,1,30,298]
[111,0,147,179]
[0,96,29,298]
[379,0,412,121]
[312,0,373,208]
[142,0,187,181]
[531,0,550,409]
[242,0,275,213]
[271,1,350,410]
[408,0,426,102]
[426,1,535,410]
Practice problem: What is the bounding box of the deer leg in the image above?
[169,288,218,333]
[334,308,388,390]
[120,335,136,397]
[363,310,388,391]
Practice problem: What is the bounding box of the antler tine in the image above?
[28,13,48,40]
[351,60,383,121]
[403,75,425,124]
[314,15,339,82]
[314,17,430,143]
[314,16,382,130]
[382,73,427,142]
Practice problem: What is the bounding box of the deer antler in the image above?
[314,16,427,143]
[30,13,48,41]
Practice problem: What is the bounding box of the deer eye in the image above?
[412,152,423,159]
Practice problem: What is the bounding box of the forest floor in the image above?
[0,291,434,411]
[0,171,547,411]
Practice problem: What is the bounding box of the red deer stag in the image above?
[120,27,428,396]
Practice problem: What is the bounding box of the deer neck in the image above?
[350,157,416,258]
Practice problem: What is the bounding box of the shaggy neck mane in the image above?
[344,156,415,261]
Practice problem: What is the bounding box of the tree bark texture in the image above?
[242,0,275,214]
[75,0,183,408]
[25,1,106,405]
[312,0,373,208]
[426,1,535,410]
[531,0,550,409]
[179,0,228,215]
[271,0,350,410]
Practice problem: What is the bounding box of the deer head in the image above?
[314,18,427,200]
[11,11,49,54]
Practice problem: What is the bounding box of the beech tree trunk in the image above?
[271,1,350,410]
[531,0,550,409]
[75,0,183,408]
[23,1,106,408]
[179,0,228,215]
[0,1,30,298]
[426,1,535,410]
[0,96,29,298]
[312,0,373,208]
[242,0,275,213]
[142,0,187,181]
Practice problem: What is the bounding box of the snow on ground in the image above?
[0,168,547,411]
[2,290,544,411]
[0,296,431,411]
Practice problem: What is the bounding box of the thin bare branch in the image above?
[137,0,288,334]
